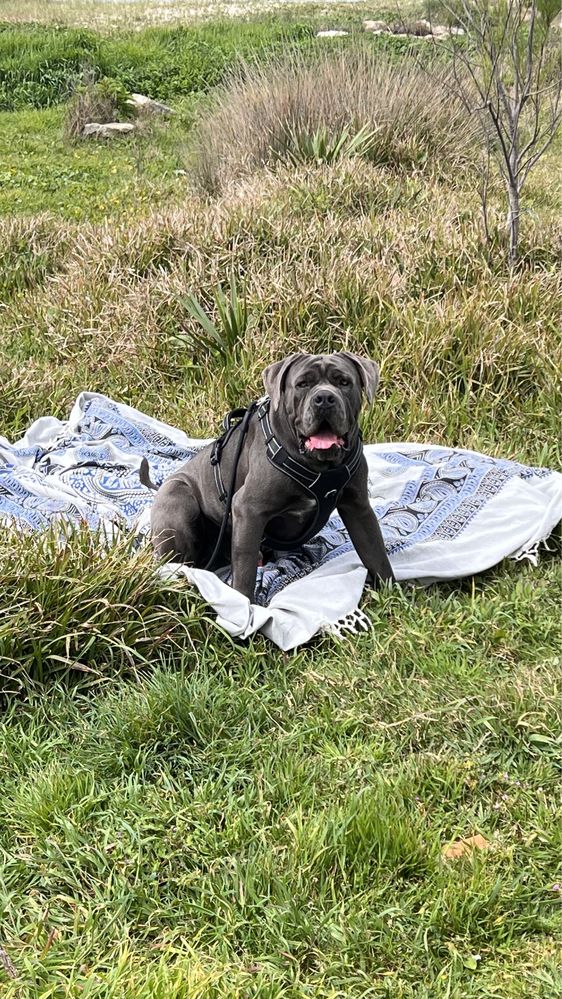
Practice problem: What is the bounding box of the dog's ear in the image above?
[262,353,304,409]
[339,353,380,403]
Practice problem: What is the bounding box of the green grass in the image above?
[0,104,193,220]
[0,561,561,996]
[0,0,423,32]
[0,5,561,996]
[0,18,317,111]
[0,18,435,112]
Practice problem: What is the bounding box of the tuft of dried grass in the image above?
[63,74,131,139]
[189,49,483,193]
[0,214,75,300]
[0,525,204,689]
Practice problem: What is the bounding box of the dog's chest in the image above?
[265,496,318,538]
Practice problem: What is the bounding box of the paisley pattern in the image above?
[375,447,550,556]
[0,395,555,607]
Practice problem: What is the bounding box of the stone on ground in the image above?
[126,93,174,116]
[83,122,135,138]
[316,29,349,37]
[363,20,390,33]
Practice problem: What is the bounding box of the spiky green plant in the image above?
[177,273,253,366]
[287,122,379,166]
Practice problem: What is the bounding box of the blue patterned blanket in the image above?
[1,394,560,648]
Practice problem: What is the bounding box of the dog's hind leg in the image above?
[150,477,201,565]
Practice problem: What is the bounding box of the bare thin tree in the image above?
[428,0,562,266]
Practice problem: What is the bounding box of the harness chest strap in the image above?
[257,398,363,550]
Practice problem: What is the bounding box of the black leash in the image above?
[203,401,258,571]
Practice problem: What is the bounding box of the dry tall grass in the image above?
[1,159,559,461]
[190,51,483,193]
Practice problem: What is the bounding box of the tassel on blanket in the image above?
[322,608,371,638]
[512,537,556,567]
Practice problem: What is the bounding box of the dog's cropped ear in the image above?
[339,353,380,403]
[262,353,304,409]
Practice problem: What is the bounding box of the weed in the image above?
[177,273,254,368]
[287,122,379,166]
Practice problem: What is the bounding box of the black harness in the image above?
[207,397,362,565]
[210,404,257,504]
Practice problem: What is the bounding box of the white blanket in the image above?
[1,393,560,649]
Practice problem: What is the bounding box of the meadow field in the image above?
[0,3,561,996]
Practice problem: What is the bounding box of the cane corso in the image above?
[142,352,393,601]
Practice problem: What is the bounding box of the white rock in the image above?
[425,24,466,38]
[363,20,390,33]
[83,122,135,138]
[127,93,174,116]
[316,29,349,37]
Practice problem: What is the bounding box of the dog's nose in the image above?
[313,391,336,408]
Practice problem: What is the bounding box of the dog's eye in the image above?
[338,377,350,387]
[296,380,310,389]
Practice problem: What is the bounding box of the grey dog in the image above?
[141,352,394,601]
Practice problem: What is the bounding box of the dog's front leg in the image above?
[229,491,267,602]
[337,463,394,586]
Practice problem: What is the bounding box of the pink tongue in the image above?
[305,431,344,451]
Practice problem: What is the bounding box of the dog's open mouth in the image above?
[302,423,346,452]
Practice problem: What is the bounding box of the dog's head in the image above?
[263,352,379,465]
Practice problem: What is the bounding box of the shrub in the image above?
[189,49,483,193]
[63,74,131,138]
[0,526,204,689]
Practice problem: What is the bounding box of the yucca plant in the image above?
[287,122,379,167]
[177,273,253,366]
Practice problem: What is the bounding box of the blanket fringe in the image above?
[322,608,371,639]
[512,537,556,567]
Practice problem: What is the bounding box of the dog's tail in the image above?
[139,457,158,491]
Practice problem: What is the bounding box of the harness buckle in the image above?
[223,407,247,432]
